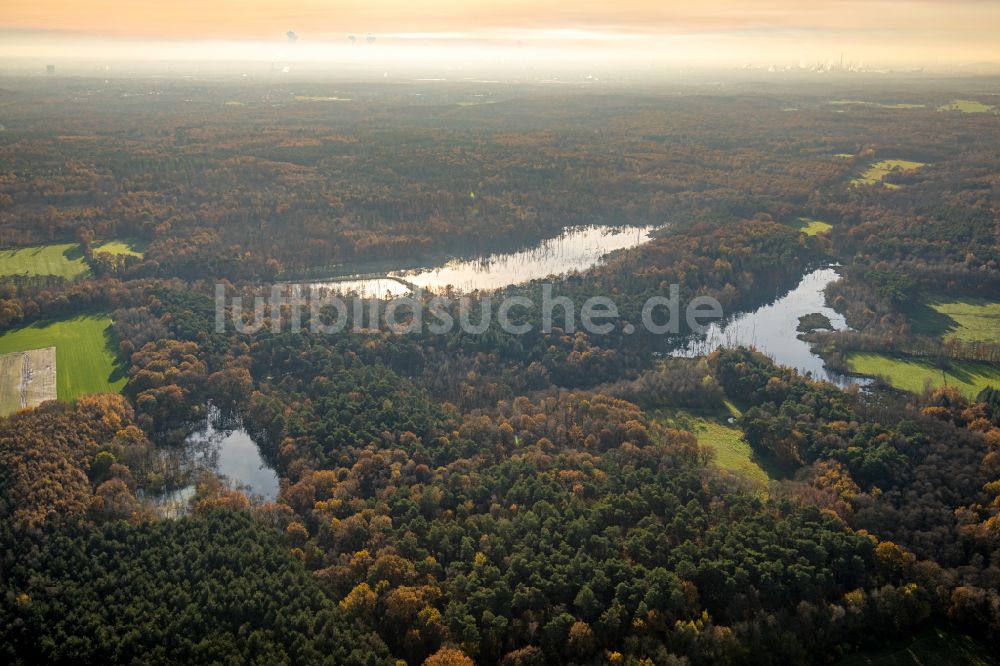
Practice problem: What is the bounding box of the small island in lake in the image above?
[797,312,834,333]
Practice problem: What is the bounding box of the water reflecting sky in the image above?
[673,267,870,388]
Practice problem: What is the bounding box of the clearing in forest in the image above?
[93,240,145,258]
[937,99,995,113]
[851,159,926,189]
[653,401,772,486]
[794,218,832,236]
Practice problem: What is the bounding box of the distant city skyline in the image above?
[2,1,999,70]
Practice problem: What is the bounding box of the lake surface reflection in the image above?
[305,224,658,295]
[391,224,658,292]
[185,409,280,501]
[302,277,411,298]
[143,404,279,516]
[672,267,870,388]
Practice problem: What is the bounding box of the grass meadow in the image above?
[937,99,995,113]
[0,243,90,279]
[907,297,1000,343]
[847,353,1000,398]
[795,218,833,236]
[93,240,145,258]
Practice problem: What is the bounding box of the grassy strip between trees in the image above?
[0,243,90,279]
[0,315,125,401]
[847,352,1000,399]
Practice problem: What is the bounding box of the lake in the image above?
[672,267,869,388]
[305,224,658,295]
[391,224,658,292]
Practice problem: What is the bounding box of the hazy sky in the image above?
[3,1,999,69]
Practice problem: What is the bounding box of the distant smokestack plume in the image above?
[286,31,298,44]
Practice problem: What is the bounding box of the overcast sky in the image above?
[3,1,999,69]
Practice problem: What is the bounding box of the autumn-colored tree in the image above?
[423,646,474,666]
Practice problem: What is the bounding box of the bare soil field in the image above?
[0,347,56,416]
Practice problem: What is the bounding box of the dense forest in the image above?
[1,74,999,664]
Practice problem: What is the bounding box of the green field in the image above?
[795,218,833,236]
[851,159,926,189]
[0,315,126,401]
[654,401,770,485]
[0,243,90,279]
[907,297,1000,342]
[837,626,993,665]
[93,239,145,258]
[937,99,995,113]
[847,353,1000,398]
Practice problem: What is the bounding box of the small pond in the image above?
[143,403,279,516]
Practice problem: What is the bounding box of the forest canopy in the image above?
[0,74,998,665]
